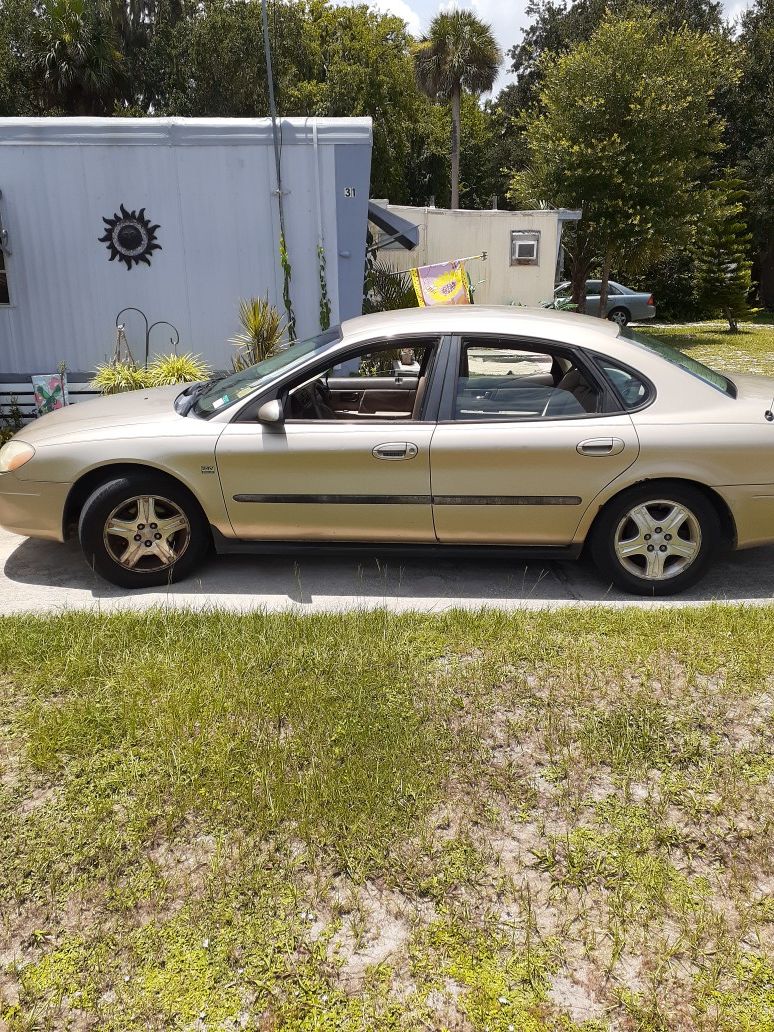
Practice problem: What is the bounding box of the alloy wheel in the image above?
[614,499,701,581]
[103,494,191,572]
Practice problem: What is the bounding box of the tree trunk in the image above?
[450,83,460,210]
[759,238,774,311]
[599,251,611,321]
[570,255,590,313]
[566,227,592,313]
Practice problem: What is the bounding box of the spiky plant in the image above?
[229,296,286,372]
[414,11,501,209]
[364,258,418,313]
[147,353,211,387]
[91,361,151,395]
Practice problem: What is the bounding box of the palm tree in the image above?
[414,11,501,209]
[34,0,123,114]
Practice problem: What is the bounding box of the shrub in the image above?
[0,395,24,443]
[147,353,211,387]
[363,257,418,314]
[91,362,151,395]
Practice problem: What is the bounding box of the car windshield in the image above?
[623,329,736,398]
[192,327,341,417]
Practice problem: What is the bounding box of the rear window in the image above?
[624,330,736,398]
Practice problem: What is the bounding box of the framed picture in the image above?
[32,373,68,415]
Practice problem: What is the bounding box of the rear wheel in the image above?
[589,483,720,595]
[78,474,210,587]
[608,307,630,327]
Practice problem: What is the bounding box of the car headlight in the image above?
[0,441,35,473]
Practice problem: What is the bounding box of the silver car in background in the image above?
[552,280,656,326]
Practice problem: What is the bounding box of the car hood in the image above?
[16,384,187,444]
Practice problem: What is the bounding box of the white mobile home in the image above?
[0,116,373,411]
[373,204,581,307]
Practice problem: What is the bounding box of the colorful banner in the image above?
[410,260,471,307]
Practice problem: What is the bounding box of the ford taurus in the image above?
[2,307,774,596]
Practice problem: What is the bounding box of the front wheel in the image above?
[78,474,210,587]
[608,307,630,327]
[589,484,720,596]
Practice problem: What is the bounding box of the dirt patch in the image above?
[549,967,607,1025]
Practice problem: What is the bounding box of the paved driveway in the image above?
[1,529,773,613]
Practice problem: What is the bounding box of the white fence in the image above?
[1,379,98,425]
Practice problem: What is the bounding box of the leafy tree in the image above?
[492,0,727,190]
[509,13,731,316]
[725,0,774,308]
[141,0,434,203]
[507,0,725,113]
[694,176,752,331]
[414,10,501,209]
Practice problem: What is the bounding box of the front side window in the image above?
[285,338,437,421]
[193,328,340,417]
[455,338,602,421]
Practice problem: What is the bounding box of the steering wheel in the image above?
[311,380,335,419]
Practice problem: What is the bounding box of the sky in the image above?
[351,0,754,94]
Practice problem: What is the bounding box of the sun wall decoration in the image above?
[99,205,161,269]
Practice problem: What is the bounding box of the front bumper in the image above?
[0,473,69,541]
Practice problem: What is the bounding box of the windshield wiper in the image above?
[175,375,225,417]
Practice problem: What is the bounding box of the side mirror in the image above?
[257,399,284,424]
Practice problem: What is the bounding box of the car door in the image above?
[584,280,603,316]
[215,337,443,542]
[430,335,640,545]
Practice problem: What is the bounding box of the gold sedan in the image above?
[2,307,774,596]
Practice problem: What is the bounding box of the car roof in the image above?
[340,305,621,351]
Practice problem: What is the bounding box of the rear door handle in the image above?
[372,442,418,460]
[577,437,625,456]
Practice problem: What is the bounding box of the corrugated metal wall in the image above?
[0,117,372,378]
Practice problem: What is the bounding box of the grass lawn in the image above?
[637,314,774,377]
[1,609,773,1030]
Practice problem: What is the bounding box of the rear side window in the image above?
[598,360,651,410]
[454,338,603,421]
[624,329,736,397]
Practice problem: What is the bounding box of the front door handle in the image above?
[372,442,418,460]
[577,437,625,456]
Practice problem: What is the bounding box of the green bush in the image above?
[147,353,211,387]
[1,395,24,443]
[92,355,210,395]
[91,362,151,395]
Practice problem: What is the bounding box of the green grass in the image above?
[1,608,773,1029]
[638,314,774,376]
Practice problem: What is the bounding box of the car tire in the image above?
[78,473,211,588]
[589,482,720,596]
[608,307,630,327]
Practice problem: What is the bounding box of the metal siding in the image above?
[0,117,372,376]
[334,143,371,322]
